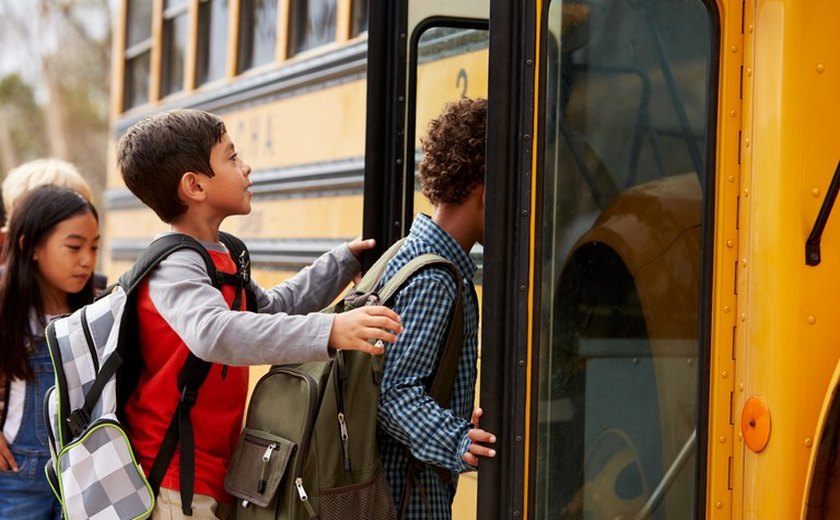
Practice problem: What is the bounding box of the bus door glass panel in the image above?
[197,0,229,85]
[237,0,278,72]
[535,0,712,518]
[289,0,337,56]
[408,23,488,517]
[161,0,189,96]
[412,26,488,221]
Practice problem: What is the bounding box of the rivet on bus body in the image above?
[728,175,735,183]
[719,436,727,443]
[686,358,693,366]
[519,285,526,292]
[746,68,752,77]
[716,502,723,510]
[526,59,533,66]
[722,371,729,378]
[741,258,747,267]
[738,432,743,441]
[808,316,816,325]
[523,134,531,141]
[743,188,749,197]
[805,438,813,447]
[813,188,821,197]
[730,45,738,53]
[518,360,525,367]
[516,436,522,442]
[744,138,750,147]
[723,305,731,313]
[521,210,528,217]
[740,313,746,322]
[740,382,745,392]
[632,357,639,365]
[748,25,754,33]
[726,241,734,248]
[817,64,825,73]
[729,110,737,118]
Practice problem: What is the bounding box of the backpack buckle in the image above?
[66,408,90,437]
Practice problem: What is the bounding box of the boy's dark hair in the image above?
[116,109,226,222]
[0,185,98,380]
[418,97,487,205]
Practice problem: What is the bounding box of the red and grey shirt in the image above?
[123,235,357,502]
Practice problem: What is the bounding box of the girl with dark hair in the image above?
[0,185,99,519]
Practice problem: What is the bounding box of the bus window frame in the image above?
[160,0,191,97]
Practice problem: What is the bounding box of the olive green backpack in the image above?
[224,239,464,520]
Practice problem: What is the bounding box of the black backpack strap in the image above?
[219,231,257,312]
[124,232,250,514]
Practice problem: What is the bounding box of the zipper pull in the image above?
[257,442,276,494]
[338,413,351,471]
[221,365,229,379]
[295,477,309,502]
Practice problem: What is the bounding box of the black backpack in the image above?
[45,232,254,519]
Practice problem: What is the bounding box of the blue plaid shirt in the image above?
[376,214,479,519]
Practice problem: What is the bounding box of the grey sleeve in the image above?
[147,249,345,366]
[250,244,359,314]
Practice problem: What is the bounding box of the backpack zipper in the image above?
[257,366,321,518]
[333,354,352,472]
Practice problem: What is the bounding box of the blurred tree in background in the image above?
[0,0,112,205]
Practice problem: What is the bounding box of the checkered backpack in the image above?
[44,232,254,520]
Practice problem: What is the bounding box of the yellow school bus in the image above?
[109,0,840,518]
[363,0,840,518]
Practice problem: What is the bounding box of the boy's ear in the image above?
[178,171,208,203]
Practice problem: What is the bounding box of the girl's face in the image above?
[33,212,100,297]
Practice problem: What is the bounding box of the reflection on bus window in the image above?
[161,1,189,96]
[535,0,712,518]
[238,0,278,72]
[288,0,337,56]
[197,0,229,86]
[124,0,152,110]
[351,0,368,37]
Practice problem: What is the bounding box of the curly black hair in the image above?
[418,97,487,205]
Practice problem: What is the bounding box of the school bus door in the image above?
[366,0,720,518]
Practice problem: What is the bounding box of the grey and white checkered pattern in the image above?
[56,421,153,520]
[46,287,155,519]
[49,290,125,446]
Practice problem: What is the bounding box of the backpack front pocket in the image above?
[225,427,296,508]
[55,420,154,520]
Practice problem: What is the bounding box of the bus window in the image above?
[161,0,189,97]
[535,0,713,518]
[123,0,152,110]
[412,25,488,220]
[196,0,229,86]
[288,0,337,57]
[351,0,368,37]
[237,0,278,72]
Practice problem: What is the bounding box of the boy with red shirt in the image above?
[116,109,402,519]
